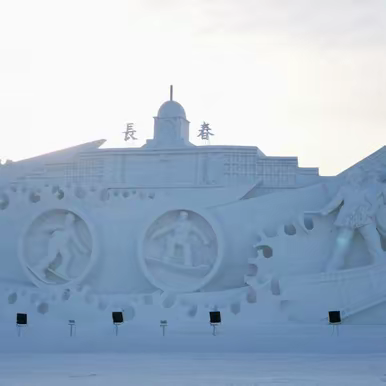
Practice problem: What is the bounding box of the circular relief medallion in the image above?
[20,209,95,287]
[140,210,222,292]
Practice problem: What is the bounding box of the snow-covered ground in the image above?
[1,319,386,385]
[1,352,386,385]
[1,297,386,384]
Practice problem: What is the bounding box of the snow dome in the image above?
[157,100,186,119]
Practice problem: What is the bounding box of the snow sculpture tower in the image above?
[144,87,193,148]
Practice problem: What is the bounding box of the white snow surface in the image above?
[1,315,386,385]
[1,352,386,386]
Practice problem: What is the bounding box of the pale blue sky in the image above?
[0,0,385,175]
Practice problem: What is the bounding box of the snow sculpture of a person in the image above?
[318,168,386,272]
[35,212,89,278]
[151,211,210,266]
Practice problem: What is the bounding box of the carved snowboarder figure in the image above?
[35,212,89,278]
[151,211,210,266]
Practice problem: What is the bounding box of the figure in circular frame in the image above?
[21,209,94,285]
[34,212,90,280]
[151,211,210,267]
[142,209,221,292]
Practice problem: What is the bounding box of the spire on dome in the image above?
[157,85,186,119]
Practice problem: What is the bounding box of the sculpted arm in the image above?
[40,223,63,234]
[152,223,175,239]
[319,188,344,216]
[194,227,210,245]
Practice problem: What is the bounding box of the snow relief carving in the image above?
[20,209,94,286]
[141,210,219,292]
[306,168,386,271]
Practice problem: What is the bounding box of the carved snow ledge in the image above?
[0,139,106,188]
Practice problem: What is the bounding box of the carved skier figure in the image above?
[35,212,89,278]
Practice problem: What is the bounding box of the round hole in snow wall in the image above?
[262,246,273,258]
[75,187,86,199]
[162,294,177,308]
[187,305,198,318]
[37,302,49,314]
[304,216,314,231]
[263,228,277,238]
[8,292,17,304]
[284,224,296,236]
[0,193,10,210]
[230,302,241,315]
[29,192,41,203]
[125,306,136,320]
[246,288,257,303]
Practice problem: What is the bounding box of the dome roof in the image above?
[157,100,186,119]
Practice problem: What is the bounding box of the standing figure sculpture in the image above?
[35,212,89,278]
[151,211,210,266]
[316,168,386,272]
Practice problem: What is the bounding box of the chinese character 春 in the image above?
[198,122,214,141]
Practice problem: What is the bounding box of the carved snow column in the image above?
[196,152,209,185]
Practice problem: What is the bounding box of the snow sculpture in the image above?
[141,210,220,292]
[313,168,386,271]
[3,92,386,325]
[20,209,94,286]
